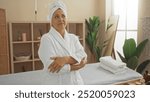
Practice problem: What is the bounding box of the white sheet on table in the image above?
[0,70,59,85]
[0,63,142,85]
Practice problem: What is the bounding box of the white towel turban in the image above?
[48,0,67,22]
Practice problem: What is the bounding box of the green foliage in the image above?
[86,16,111,62]
[85,16,100,61]
[85,16,101,62]
[117,38,150,73]
[123,39,136,60]
[134,39,149,58]
[127,56,138,70]
[136,60,150,74]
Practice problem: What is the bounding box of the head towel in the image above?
[48,0,67,22]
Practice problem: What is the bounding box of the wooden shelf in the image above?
[9,21,85,73]
[34,58,41,61]
[33,41,40,43]
[13,60,33,63]
[13,41,32,44]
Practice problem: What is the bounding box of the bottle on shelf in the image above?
[22,33,27,41]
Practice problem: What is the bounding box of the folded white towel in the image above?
[99,62,126,74]
[99,56,126,68]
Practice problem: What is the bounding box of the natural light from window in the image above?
[113,0,138,59]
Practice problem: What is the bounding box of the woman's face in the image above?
[51,9,67,32]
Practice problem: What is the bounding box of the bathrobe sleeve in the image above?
[70,35,87,63]
[38,34,70,73]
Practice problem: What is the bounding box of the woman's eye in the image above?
[62,14,65,18]
[54,14,65,19]
[55,16,59,19]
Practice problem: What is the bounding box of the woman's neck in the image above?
[57,29,65,38]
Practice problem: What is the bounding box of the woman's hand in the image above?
[48,56,87,73]
[70,58,87,71]
[48,57,67,73]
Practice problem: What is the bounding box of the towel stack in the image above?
[99,56,127,74]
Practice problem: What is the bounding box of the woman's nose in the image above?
[59,17,64,21]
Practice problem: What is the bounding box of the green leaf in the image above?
[93,46,100,62]
[127,56,138,70]
[134,39,149,58]
[117,51,127,63]
[91,32,97,40]
[86,34,93,49]
[136,59,150,74]
[85,19,90,32]
[123,38,136,60]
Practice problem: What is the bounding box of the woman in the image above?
[38,0,87,85]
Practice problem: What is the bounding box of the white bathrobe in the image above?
[38,27,87,85]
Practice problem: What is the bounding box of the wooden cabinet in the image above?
[0,8,10,75]
[9,21,85,73]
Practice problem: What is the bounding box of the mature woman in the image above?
[38,0,87,85]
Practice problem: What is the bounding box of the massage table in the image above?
[0,63,144,85]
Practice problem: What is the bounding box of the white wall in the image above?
[105,0,112,29]
[0,0,102,22]
[0,0,35,21]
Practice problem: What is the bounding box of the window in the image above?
[113,0,138,59]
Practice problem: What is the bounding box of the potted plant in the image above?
[86,16,110,62]
[117,38,150,74]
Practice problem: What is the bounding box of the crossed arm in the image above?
[39,34,87,73]
[48,56,87,73]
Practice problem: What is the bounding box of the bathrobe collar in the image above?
[48,27,71,55]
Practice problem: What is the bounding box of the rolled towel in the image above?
[99,56,126,69]
[99,62,126,74]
